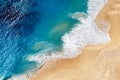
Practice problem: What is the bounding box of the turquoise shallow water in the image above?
[0,0,88,79]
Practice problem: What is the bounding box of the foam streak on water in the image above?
[9,0,110,80]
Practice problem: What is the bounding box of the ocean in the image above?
[0,0,110,80]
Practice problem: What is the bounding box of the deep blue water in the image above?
[0,0,88,79]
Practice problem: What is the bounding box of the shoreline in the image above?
[30,0,120,80]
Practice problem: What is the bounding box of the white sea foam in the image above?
[62,15,110,58]
[62,0,110,58]
[88,0,108,19]
[9,0,110,80]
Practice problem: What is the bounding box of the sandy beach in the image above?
[30,0,120,80]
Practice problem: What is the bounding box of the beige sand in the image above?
[30,0,120,80]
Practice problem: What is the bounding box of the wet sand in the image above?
[30,0,120,80]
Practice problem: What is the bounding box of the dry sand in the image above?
[30,0,120,80]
